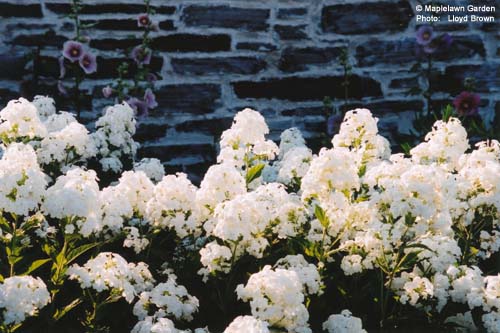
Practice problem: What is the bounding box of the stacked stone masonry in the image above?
[0,0,498,182]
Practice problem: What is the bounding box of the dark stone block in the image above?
[0,3,42,17]
[274,25,308,40]
[38,56,163,79]
[152,34,231,52]
[322,1,413,35]
[81,19,142,31]
[236,42,276,52]
[171,57,266,75]
[0,54,28,80]
[159,20,175,31]
[432,64,499,94]
[281,107,326,117]
[82,19,175,31]
[233,75,382,101]
[277,8,307,19]
[90,38,142,51]
[10,31,66,47]
[364,100,424,116]
[138,144,215,163]
[134,123,169,142]
[389,77,419,90]
[155,6,177,15]
[6,23,55,31]
[431,35,485,61]
[356,39,414,67]
[155,84,221,114]
[356,36,485,67]
[46,3,176,15]
[0,89,19,107]
[279,46,342,72]
[176,117,233,136]
[182,6,269,31]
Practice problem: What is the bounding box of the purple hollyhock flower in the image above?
[144,89,158,109]
[131,46,152,65]
[62,40,84,62]
[327,114,343,136]
[137,14,150,27]
[416,25,434,46]
[453,91,480,116]
[79,52,97,74]
[58,56,66,79]
[127,98,149,117]
[102,86,113,98]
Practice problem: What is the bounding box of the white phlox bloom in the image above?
[196,163,246,221]
[223,316,269,333]
[134,158,165,182]
[131,316,190,333]
[236,265,311,333]
[301,147,360,202]
[37,121,97,167]
[411,117,469,171]
[43,167,101,237]
[218,108,278,167]
[0,143,47,216]
[0,98,47,141]
[275,254,323,295]
[32,95,56,119]
[332,108,391,163]
[0,275,50,325]
[197,241,233,281]
[322,310,367,333]
[92,102,139,172]
[67,252,154,303]
[146,173,200,238]
[133,273,199,322]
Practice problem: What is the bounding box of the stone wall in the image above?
[0,0,498,181]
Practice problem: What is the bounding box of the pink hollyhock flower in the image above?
[453,91,480,116]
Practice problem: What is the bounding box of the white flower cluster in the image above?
[43,167,101,237]
[199,183,307,278]
[0,143,47,216]
[268,128,313,188]
[218,108,278,170]
[146,173,200,238]
[0,275,50,325]
[223,316,269,333]
[133,273,199,330]
[0,98,47,141]
[67,252,154,303]
[236,265,311,333]
[92,102,139,172]
[134,158,165,182]
[322,310,366,333]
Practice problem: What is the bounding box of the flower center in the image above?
[423,32,430,40]
[462,102,469,110]
[71,49,79,56]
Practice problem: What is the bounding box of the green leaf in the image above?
[404,243,434,253]
[314,205,329,229]
[67,242,99,265]
[53,298,82,321]
[245,163,265,184]
[21,258,51,275]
